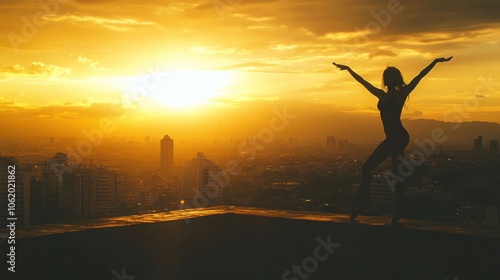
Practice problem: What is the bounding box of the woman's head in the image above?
[382,66,406,91]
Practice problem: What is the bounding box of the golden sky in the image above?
[1,0,499,139]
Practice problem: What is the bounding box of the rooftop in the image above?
[2,207,500,279]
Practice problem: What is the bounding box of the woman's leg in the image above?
[391,146,407,224]
[351,139,393,220]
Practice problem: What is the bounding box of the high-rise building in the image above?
[352,178,395,215]
[29,165,43,225]
[139,191,158,206]
[490,139,499,158]
[160,135,174,170]
[369,182,395,215]
[181,152,224,206]
[337,139,353,154]
[61,167,92,221]
[473,136,483,157]
[39,152,119,222]
[431,154,449,176]
[91,167,119,216]
[326,135,337,154]
[60,164,120,221]
[40,153,69,223]
[0,157,30,228]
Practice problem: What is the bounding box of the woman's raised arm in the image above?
[333,62,384,98]
[405,56,453,95]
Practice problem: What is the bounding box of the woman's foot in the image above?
[350,198,363,221]
[349,212,359,221]
[391,215,401,225]
[392,186,404,224]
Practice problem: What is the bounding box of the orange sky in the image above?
[1,0,499,140]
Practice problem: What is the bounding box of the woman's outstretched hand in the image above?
[332,62,349,70]
[434,56,453,63]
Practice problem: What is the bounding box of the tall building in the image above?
[326,135,337,154]
[160,135,174,170]
[0,157,30,227]
[91,167,119,216]
[182,152,224,206]
[28,165,43,225]
[369,182,395,215]
[431,154,449,176]
[40,153,69,223]
[337,139,353,154]
[40,153,119,222]
[139,191,158,206]
[490,139,499,158]
[473,136,483,157]
[352,178,395,216]
[60,164,120,221]
[61,167,92,221]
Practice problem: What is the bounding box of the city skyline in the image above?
[2,132,498,225]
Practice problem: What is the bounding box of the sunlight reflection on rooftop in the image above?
[7,206,500,239]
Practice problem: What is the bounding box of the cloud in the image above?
[77,55,109,72]
[42,14,156,31]
[369,49,398,59]
[202,0,500,57]
[0,98,125,120]
[246,0,500,37]
[0,62,71,78]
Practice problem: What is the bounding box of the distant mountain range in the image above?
[403,119,500,145]
[301,117,500,145]
[246,101,500,145]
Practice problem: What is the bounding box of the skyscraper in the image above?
[337,139,351,154]
[160,135,174,170]
[61,167,92,221]
[326,135,337,154]
[181,152,224,206]
[352,179,394,216]
[473,136,483,157]
[41,153,69,223]
[91,167,119,216]
[490,139,499,158]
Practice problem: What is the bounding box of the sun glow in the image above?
[147,70,233,108]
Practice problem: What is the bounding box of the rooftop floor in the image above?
[2,207,500,279]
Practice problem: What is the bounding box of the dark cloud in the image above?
[242,0,500,37]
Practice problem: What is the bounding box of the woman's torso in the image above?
[377,90,409,140]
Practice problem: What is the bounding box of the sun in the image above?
[147,70,233,108]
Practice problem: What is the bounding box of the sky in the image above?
[1,0,499,140]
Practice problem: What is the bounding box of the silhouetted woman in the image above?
[333,56,453,224]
